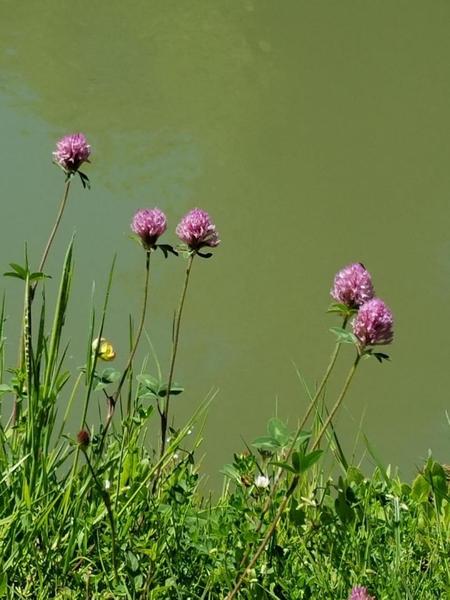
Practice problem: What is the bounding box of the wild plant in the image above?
[0,133,448,599]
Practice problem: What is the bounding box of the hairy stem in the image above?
[160,253,194,457]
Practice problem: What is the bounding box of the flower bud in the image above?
[77,429,90,449]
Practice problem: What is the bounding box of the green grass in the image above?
[0,166,448,599]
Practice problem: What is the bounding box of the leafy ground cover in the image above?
[0,134,448,599]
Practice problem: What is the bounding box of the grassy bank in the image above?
[0,135,448,599]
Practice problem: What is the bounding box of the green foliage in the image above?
[0,187,447,599]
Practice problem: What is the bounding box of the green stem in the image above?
[230,348,361,600]
[37,178,72,277]
[160,253,194,457]
[226,476,299,600]
[311,352,361,451]
[297,315,348,434]
[82,449,118,582]
[240,317,348,566]
[100,250,152,451]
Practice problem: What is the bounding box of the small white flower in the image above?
[104,479,111,491]
[254,475,270,489]
[173,453,179,460]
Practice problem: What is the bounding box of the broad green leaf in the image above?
[270,461,297,474]
[158,382,184,397]
[221,464,242,484]
[267,418,289,446]
[411,474,430,503]
[346,466,364,485]
[329,326,358,345]
[291,449,323,474]
[0,572,7,597]
[137,374,160,391]
[252,435,280,451]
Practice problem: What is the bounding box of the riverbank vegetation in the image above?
[0,135,448,599]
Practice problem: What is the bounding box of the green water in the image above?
[1,1,449,481]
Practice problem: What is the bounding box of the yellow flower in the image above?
[92,337,116,361]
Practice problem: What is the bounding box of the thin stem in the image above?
[297,316,348,434]
[229,349,361,600]
[100,251,152,450]
[38,178,72,277]
[311,352,361,451]
[240,317,348,566]
[226,476,299,600]
[160,253,194,457]
[82,448,118,582]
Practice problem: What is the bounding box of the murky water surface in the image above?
[1,1,449,481]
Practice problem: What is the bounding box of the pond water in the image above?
[0,1,449,483]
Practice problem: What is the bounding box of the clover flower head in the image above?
[254,475,270,489]
[53,133,91,173]
[176,208,220,250]
[331,263,374,308]
[348,586,376,600]
[131,208,167,249]
[352,298,394,348]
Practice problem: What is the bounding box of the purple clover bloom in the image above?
[331,263,374,309]
[53,133,91,173]
[348,586,376,600]
[131,208,167,249]
[352,298,394,348]
[176,208,220,250]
